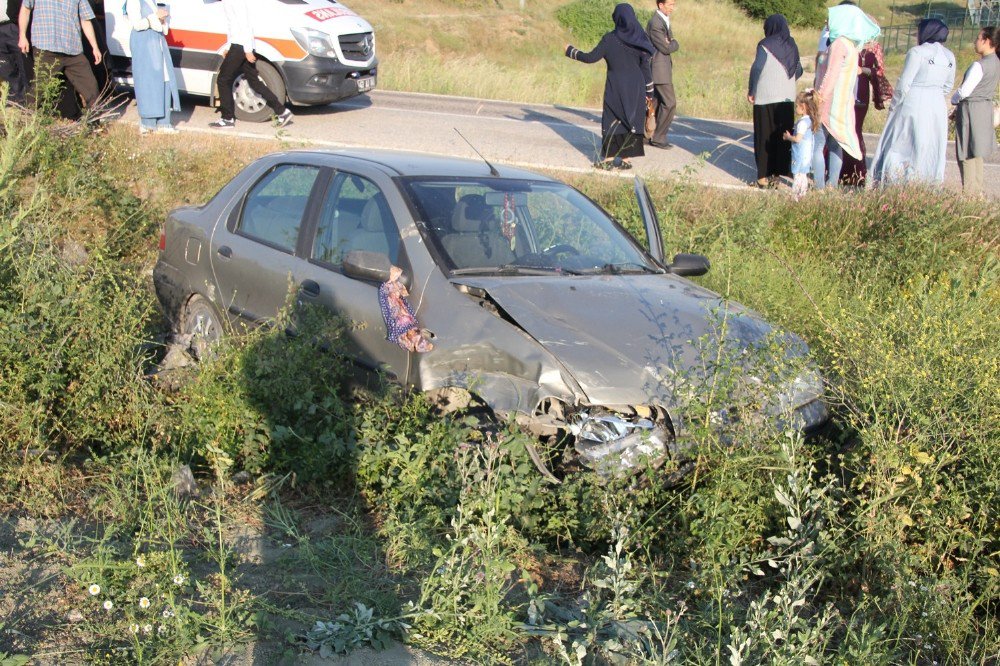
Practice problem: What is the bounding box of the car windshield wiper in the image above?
[586,262,664,275]
[496,264,585,276]
[449,267,501,276]
[449,265,582,276]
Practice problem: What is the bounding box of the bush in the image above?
[167,305,361,481]
[556,0,653,48]
[557,0,824,40]
[0,97,161,455]
[731,0,826,27]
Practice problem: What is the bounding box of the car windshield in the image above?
[399,178,661,275]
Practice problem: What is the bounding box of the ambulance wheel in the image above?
[233,61,287,123]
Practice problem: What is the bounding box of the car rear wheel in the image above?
[233,60,286,123]
[181,294,223,360]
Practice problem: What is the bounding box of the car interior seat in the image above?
[344,196,395,259]
[243,196,308,250]
[440,194,515,269]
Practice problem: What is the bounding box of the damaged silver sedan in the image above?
[153,149,827,480]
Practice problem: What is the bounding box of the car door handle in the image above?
[299,279,320,297]
[217,245,232,259]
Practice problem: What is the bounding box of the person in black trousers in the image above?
[0,0,30,102]
[210,0,291,128]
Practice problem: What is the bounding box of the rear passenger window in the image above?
[238,165,321,252]
[312,173,400,265]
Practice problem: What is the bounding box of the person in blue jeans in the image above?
[784,89,820,199]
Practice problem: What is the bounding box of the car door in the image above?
[296,168,412,382]
[209,162,325,327]
[633,176,665,264]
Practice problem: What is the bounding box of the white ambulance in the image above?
[103,0,377,121]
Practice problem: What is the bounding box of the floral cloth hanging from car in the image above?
[378,265,434,353]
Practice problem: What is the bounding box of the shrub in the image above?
[0,99,162,455]
[731,0,826,27]
[556,0,653,48]
[169,306,358,481]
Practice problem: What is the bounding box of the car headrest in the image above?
[450,194,489,233]
[360,197,388,232]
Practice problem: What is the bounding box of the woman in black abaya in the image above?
[565,3,654,169]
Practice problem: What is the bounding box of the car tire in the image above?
[233,60,286,123]
[181,294,223,360]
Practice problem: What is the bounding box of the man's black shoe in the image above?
[648,140,673,149]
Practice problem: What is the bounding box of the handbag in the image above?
[993,102,1000,129]
[644,97,656,139]
[872,72,894,111]
[868,43,893,111]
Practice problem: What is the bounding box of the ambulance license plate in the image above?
[356,76,375,92]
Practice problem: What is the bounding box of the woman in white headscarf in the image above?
[870,19,956,185]
[127,0,180,134]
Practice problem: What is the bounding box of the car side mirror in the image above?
[668,253,710,276]
[342,250,410,288]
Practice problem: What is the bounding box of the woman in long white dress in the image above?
[127,0,180,134]
[870,18,956,185]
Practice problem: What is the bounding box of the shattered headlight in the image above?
[763,367,828,431]
[570,411,670,477]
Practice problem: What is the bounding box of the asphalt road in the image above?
[118,89,999,196]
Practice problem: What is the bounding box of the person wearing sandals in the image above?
[951,26,998,194]
[747,14,802,188]
[565,3,654,170]
[126,0,180,134]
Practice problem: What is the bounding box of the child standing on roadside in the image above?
[784,89,820,200]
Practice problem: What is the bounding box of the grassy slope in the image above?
[351,0,973,127]
[1,93,997,660]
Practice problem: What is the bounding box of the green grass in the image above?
[1,92,997,663]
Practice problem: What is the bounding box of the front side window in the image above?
[312,172,400,265]
[401,178,657,274]
[238,164,320,252]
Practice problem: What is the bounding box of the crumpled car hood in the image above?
[452,274,800,409]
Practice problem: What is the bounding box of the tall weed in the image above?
[0,100,159,455]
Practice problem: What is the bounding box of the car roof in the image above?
[271,148,560,181]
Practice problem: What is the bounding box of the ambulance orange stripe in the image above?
[166,29,307,60]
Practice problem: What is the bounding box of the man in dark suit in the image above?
[646,0,679,148]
